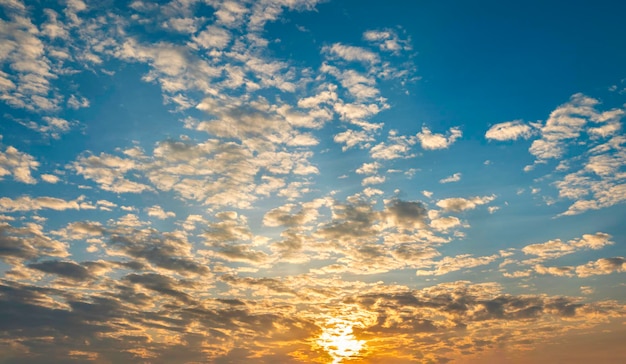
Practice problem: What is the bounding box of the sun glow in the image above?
[317,317,366,363]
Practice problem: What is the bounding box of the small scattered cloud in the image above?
[439,172,461,184]
[146,205,176,219]
[0,145,39,184]
[436,195,495,212]
[416,126,462,150]
[485,120,535,141]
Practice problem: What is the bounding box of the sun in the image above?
[317,317,366,363]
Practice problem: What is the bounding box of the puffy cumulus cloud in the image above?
[262,199,326,229]
[192,25,231,49]
[316,199,380,244]
[0,4,58,112]
[383,198,428,231]
[323,68,380,101]
[333,128,375,151]
[355,161,381,175]
[436,195,495,212]
[430,215,463,231]
[71,135,316,209]
[200,211,270,266]
[145,205,176,220]
[362,174,385,186]
[0,145,39,184]
[575,257,626,277]
[416,126,462,150]
[369,131,416,160]
[485,120,535,141]
[72,152,152,194]
[40,173,60,183]
[522,232,613,260]
[344,281,625,363]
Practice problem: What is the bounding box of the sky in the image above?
[1,0,626,363]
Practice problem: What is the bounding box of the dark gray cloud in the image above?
[27,260,92,281]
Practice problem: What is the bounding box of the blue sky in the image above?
[1,0,626,363]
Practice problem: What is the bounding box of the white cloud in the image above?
[193,25,231,49]
[334,129,374,151]
[439,172,461,184]
[356,162,380,175]
[485,120,534,141]
[0,146,39,184]
[436,195,495,212]
[430,216,462,231]
[416,126,462,150]
[146,205,176,219]
[41,174,60,183]
[324,43,379,64]
[362,175,385,186]
[363,29,411,54]
[370,131,416,160]
[72,152,152,194]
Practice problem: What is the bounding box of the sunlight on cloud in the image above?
[0,0,625,363]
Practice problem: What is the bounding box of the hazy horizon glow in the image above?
[1,0,626,363]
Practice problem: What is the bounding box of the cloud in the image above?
[383,198,428,231]
[40,174,60,183]
[416,126,462,150]
[0,145,39,184]
[0,6,58,112]
[363,28,411,54]
[522,232,613,260]
[529,93,624,162]
[27,260,93,281]
[370,131,416,160]
[0,195,93,212]
[323,43,379,64]
[362,175,385,186]
[575,257,626,277]
[439,172,461,183]
[334,129,374,151]
[485,120,535,141]
[430,216,462,231]
[436,195,495,212]
[17,116,75,139]
[0,221,69,261]
[145,205,176,220]
[533,264,574,277]
[72,152,152,194]
[416,254,499,276]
